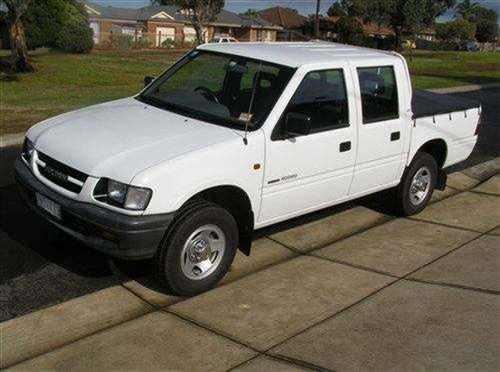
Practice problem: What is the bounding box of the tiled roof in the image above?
[137,5,183,22]
[84,1,139,21]
[83,1,280,29]
[257,6,307,29]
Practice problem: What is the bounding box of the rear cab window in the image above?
[357,66,399,124]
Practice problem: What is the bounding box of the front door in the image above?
[259,67,357,225]
[349,63,408,195]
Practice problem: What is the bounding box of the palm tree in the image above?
[455,0,480,21]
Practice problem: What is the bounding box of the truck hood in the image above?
[29,98,240,184]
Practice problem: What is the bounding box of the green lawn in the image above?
[1,49,499,135]
[406,50,500,90]
[1,50,185,135]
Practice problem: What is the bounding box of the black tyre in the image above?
[156,201,238,296]
[395,152,437,216]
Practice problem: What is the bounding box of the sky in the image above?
[91,0,500,21]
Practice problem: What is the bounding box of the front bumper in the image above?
[15,158,174,260]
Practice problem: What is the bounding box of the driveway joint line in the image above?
[265,352,335,372]
[162,308,263,353]
[260,226,495,353]
[403,277,500,296]
[119,283,166,310]
[406,216,483,234]
[308,254,401,279]
[469,190,499,198]
[227,354,263,371]
[265,214,396,256]
[164,307,334,372]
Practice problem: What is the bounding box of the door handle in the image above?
[391,131,400,141]
[339,141,351,152]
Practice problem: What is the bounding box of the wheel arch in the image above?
[182,185,254,256]
[412,138,448,169]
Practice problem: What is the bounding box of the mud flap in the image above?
[238,210,254,256]
[436,170,447,191]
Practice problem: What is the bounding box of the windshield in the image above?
[138,50,295,130]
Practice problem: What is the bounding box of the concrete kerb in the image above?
[1,159,499,369]
[0,133,25,149]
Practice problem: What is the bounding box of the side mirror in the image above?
[144,76,155,87]
[284,112,311,138]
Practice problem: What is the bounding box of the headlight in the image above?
[107,180,127,204]
[22,138,35,163]
[125,186,152,210]
[97,179,152,211]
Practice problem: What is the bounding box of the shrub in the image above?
[335,16,365,46]
[436,19,476,49]
[161,38,176,49]
[133,36,152,49]
[110,34,134,51]
[56,18,93,53]
[24,0,92,52]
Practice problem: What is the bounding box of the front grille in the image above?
[37,152,88,194]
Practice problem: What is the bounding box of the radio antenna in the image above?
[243,63,262,145]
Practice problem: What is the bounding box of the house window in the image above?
[122,26,136,36]
[184,27,196,43]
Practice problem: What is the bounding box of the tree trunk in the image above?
[314,0,321,38]
[394,27,402,51]
[9,18,34,73]
[193,23,204,45]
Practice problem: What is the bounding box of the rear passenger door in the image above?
[259,67,357,224]
[349,63,408,195]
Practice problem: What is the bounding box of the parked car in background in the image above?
[16,42,481,296]
[209,36,238,43]
[466,41,479,52]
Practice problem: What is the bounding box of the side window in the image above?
[284,69,349,134]
[357,66,399,124]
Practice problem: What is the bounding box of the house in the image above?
[257,6,309,41]
[326,16,436,42]
[82,1,281,47]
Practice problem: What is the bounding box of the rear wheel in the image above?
[395,152,437,216]
[155,201,238,296]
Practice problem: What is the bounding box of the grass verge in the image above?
[1,49,499,135]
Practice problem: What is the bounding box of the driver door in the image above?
[259,66,357,225]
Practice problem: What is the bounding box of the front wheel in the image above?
[395,152,437,216]
[155,201,238,296]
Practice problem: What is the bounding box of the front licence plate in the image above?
[36,193,62,220]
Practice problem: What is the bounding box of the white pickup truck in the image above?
[16,42,481,295]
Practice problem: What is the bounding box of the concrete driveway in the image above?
[1,169,499,371]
